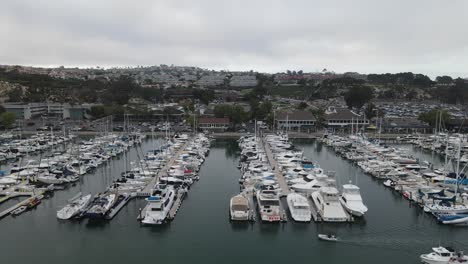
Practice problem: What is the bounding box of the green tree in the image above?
[192,89,215,105]
[406,90,418,100]
[297,102,308,110]
[6,87,23,102]
[0,112,16,128]
[213,104,247,126]
[254,101,272,120]
[436,76,453,85]
[89,105,106,118]
[344,86,374,109]
[310,108,325,129]
[418,109,451,128]
[364,103,384,120]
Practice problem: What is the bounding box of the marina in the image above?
[322,132,468,225]
[0,135,467,263]
[236,133,354,223]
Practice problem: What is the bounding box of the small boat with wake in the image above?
[318,234,339,242]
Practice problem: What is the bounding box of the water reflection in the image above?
[229,221,251,231]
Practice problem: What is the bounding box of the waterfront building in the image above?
[276,110,316,131]
[324,106,368,132]
[198,117,230,132]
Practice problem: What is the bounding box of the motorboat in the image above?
[311,187,349,222]
[318,234,338,242]
[57,193,92,220]
[11,206,27,216]
[84,193,117,219]
[230,193,251,221]
[141,185,176,225]
[286,193,311,222]
[291,174,328,194]
[420,246,467,264]
[256,186,281,222]
[37,174,69,185]
[339,184,368,217]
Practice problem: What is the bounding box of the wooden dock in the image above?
[245,191,257,222]
[137,140,191,222]
[106,193,135,220]
[0,192,45,219]
[167,192,186,220]
[262,137,291,197]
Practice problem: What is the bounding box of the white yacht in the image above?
[339,184,368,217]
[256,187,281,222]
[311,187,349,222]
[57,193,92,220]
[37,173,69,185]
[84,193,117,219]
[291,173,328,194]
[420,246,467,264]
[286,193,311,222]
[229,193,250,221]
[141,186,176,225]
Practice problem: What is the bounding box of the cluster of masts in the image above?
[323,132,468,226]
[0,131,144,218]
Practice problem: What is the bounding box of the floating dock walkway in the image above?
[137,141,190,197]
[137,140,191,223]
[0,192,45,219]
[167,191,186,220]
[261,137,290,197]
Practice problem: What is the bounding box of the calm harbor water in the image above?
[0,138,466,264]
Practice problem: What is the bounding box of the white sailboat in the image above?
[57,193,92,220]
[425,141,468,214]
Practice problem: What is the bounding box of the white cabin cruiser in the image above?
[420,246,467,264]
[256,187,281,222]
[230,193,250,221]
[286,193,311,222]
[311,187,349,222]
[339,184,368,217]
[141,186,176,225]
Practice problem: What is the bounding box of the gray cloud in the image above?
[1,0,467,77]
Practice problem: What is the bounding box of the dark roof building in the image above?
[324,107,369,132]
[276,110,316,131]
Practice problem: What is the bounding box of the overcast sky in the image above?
[1,0,467,78]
